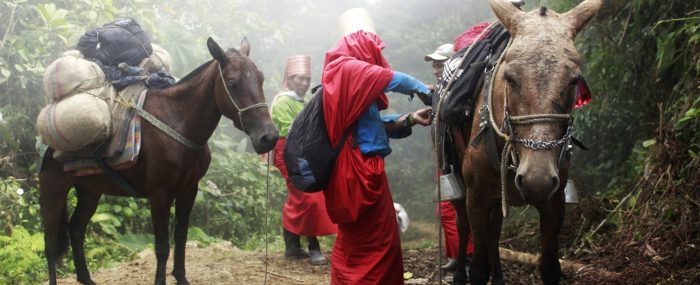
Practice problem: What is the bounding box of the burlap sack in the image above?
[43,53,106,101]
[36,94,111,152]
[140,43,172,73]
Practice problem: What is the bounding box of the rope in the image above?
[263,151,271,285]
[113,90,204,150]
[437,173,443,283]
[486,37,514,217]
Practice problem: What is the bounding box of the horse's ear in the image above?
[564,0,603,35]
[240,37,250,56]
[207,37,227,62]
[489,0,525,34]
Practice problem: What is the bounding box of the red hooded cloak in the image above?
[321,31,403,285]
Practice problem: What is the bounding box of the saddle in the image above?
[434,23,511,172]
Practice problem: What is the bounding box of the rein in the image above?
[217,63,268,133]
[480,38,576,217]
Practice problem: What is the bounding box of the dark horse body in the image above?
[40,38,278,285]
[448,1,603,284]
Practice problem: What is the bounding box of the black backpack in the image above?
[438,25,510,126]
[77,17,153,67]
[283,86,351,193]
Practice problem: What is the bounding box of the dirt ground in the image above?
[54,241,578,285]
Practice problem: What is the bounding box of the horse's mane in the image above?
[156,59,214,98]
[176,59,214,85]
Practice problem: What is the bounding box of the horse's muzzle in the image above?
[252,129,279,154]
[514,166,560,204]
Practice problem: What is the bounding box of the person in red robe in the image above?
[321,29,433,285]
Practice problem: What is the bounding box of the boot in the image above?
[464,255,472,282]
[307,236,326,265]
[284,229,309,259]
[440,258,458,272]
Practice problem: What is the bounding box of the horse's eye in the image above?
[503,72,517,85]
[227,80,238,89]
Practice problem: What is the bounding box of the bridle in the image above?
[482,38,577,216]
[217,63,268,134]
[495,83,575,170]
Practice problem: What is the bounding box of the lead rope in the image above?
[486,37,514,217]
[437,176,443,284]
[263,151,271,285]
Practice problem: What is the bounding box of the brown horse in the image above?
[452,1,603,284]
[39,37,278,285]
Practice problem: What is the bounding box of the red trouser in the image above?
[439,201,473,258]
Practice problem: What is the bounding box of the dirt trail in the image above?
[56,242,331,285]
[55,242,575,285]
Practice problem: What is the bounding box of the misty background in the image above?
[152,0,497,242]
[0,0,602,256]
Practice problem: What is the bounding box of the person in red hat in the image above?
[270,55,337,265]
[322,11,434,281]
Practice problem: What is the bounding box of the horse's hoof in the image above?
[78,277,96,285]
[176,279,190,285]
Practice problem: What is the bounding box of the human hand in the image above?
[411,107,433,126]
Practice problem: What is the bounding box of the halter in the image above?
[483,37,576,217]
[217,63,268,133]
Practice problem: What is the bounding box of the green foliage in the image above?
[191,128,287,248]
[0,227,46,284]
[545,0,700,193]
[0,178,42,235]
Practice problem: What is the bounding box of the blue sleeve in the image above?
[384,71,431,95]
[381,114,412,139]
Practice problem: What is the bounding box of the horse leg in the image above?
[467,196,495,285]
[451,197,470,285]
[69,185,102,285]
[150,193,174,285]
[537,192,565,285]
[39,168,71,285]
[487,203,505,285]
[172,187,197,285]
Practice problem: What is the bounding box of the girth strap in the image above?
[94,156,145,198]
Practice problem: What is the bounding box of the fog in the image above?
[140,0,497,240]
[168,0,498,236]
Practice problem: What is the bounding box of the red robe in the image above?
[438,201,473,258]
[321,31,403,285]
[273,138,337,236]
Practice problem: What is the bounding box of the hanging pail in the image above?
[564,179,579,204]
[439,171,466,201]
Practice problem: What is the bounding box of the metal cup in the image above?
[439,172,466,201]
[510,0,525,8]
[564,179,579,204]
